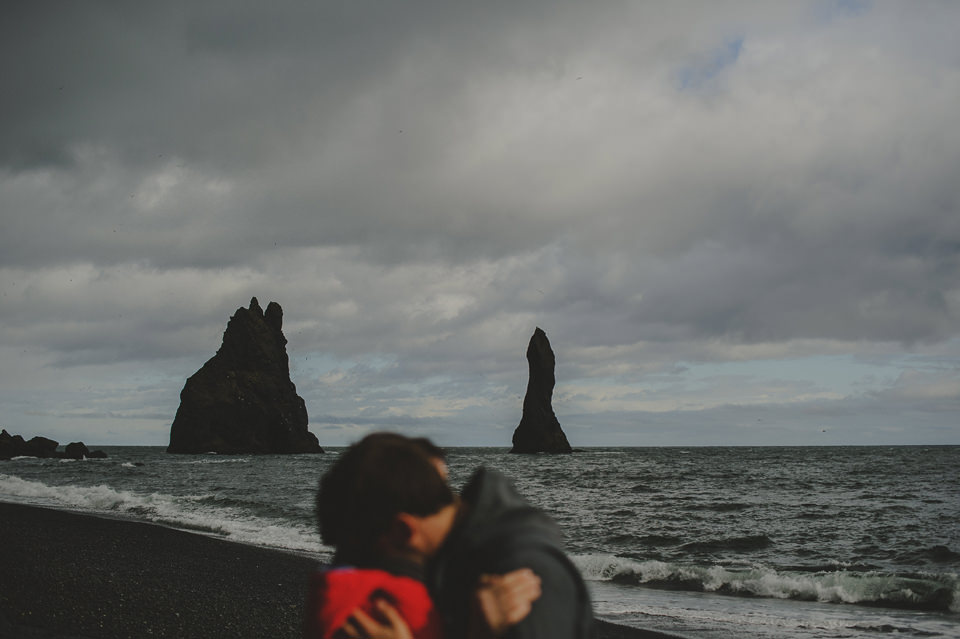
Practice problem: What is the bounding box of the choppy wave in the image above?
[573,554,960,614]
[0,474,327,557]
[680,534,773,552]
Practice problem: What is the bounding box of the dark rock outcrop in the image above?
[64,442,90,460]
[167,298,323,455]
[510,327,573,454]
[20,435,58,458]
[0,430,24,459]
[63,441,87,459]
[0,429,107,460]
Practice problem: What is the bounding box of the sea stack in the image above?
[167,298,323,455]
[510,327,573,454]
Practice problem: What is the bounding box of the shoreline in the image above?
[0,502,680,639]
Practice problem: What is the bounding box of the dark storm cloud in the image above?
[2,0,608,270]
[1,1,959,444]
[1,3,356,170]
[0,1,590,171]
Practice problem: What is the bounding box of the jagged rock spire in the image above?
[167,298,323,455]
[510,327,572,454]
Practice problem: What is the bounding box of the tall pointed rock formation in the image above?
[167,298,323,454]
[510,327,573,454]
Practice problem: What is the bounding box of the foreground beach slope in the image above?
[0,503,672,639]
[0,503,312,638]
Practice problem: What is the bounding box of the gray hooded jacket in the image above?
[427,467,593,639]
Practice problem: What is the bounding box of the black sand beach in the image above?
[0,503,677,639]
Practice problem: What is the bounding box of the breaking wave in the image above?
[0,474,327,557]
[573,554,960,614]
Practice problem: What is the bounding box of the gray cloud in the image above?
[1,1,959,445]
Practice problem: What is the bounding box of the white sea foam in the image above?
[572,553,960,613]
[589,580,960,639]
[0,474,329,558]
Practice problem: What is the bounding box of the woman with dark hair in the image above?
[305,433,541,639]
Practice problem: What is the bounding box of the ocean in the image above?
[2,445,958,638]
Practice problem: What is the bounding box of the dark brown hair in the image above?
[316,432,453,561]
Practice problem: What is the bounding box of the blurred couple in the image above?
[304,433,593,639]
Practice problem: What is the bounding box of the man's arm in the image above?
[470,569,542,639]
[339,569,543,639]
[492,547,591,639]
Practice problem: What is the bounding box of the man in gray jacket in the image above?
[428,466,593,639]
[320,433,593,639]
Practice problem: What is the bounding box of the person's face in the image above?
[395,455,456,559]
[393,499,457,560]
[411,501,458,557]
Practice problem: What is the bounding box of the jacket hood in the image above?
[426,466,593,639]
[452,467,565,553]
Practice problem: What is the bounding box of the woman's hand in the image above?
[339,600,413,639]
[473,568,542,636]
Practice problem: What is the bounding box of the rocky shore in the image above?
[0,502,679,639]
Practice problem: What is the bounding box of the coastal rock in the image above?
[0,430,107,460]
[167,298,323,455]
[0,429,24,459]
[510,327,573,454]
[23,435,59,458]
[62,441,107,460]
[64,442,90,460]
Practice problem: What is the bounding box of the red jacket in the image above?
[304,567,442,639]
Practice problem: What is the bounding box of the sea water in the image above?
[2,446,958,638]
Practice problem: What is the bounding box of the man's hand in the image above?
[340,600,413,639]
[473,568,542,637]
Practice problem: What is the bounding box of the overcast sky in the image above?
[2,1,958,448]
